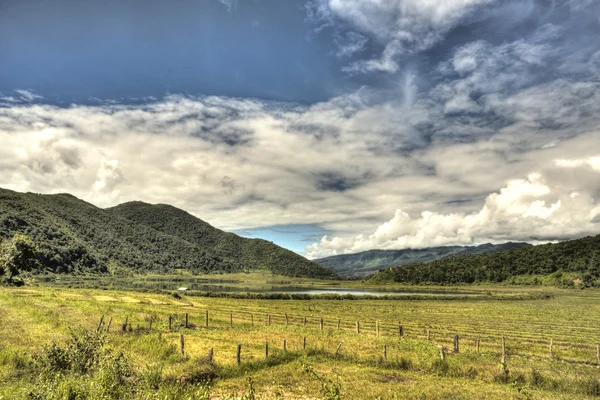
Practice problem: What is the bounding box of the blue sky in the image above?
[2,0,600,257]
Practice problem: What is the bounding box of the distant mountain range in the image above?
[0,188,335,279]
[315,242,531,278]
[367,234,600,286]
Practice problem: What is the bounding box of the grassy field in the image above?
[2,280,600,399]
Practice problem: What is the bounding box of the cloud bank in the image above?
[1,0,600,257]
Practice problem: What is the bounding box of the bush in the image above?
[583,378,600,397]
[529,369,544,387]
[35,330,105,374]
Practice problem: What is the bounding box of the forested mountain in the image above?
[315,242,530,278]
[109,201,336,278]
[0,188,335,278]
[368,234,600,286]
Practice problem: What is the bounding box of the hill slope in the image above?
[108,201,336,278]
[368,234,600,286]
[0,188,334,278]
[315,242,530,278]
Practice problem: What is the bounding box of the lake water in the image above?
[53,277,478,297]
[160,283,474,297]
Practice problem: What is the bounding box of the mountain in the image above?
[367,234,600,286]
[108,201,336,278]
[315,242,531,278]
[0,188,335,278]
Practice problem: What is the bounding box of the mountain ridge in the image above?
[367,233,600,286]
[315,242,531,278]
[0,188,335,279]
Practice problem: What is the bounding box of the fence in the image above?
[92,307,600,368]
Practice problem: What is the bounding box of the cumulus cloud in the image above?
[306,168,600,258]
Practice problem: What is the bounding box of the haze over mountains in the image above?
[0,188,335,279]
[315,242,531,278]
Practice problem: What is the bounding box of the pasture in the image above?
[1,281,600,399]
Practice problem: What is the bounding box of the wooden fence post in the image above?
[105,317,112,333]
[283,339,287,352]
[180,334,185,355]
[285,313,289,325]
[208,348,213,364]
[304,316,307,327]
[267,314,271,326]
[185,313,189,329]
[237,344,242,365]
[549,339,554,359]
[453,335,459,353]
[122,316,128,332]
[265,341,269,359]
[251,313,254,327]
[337,319,341,330]
[427,329,431,341]
[501,336,506,368]
[335,342,342,356]
[596,344,600,366]
[356,321,360,334]
[399,324,404,337]
[440,346,446,361]
[475,337,480,352]
[148,317,153,331]
[169,315,172,330]
[376,321,380,337]
[320,318,324,331]
[383,345,387,360]
[97,315,105,332]
[205,310,209,328]
[303,336,307,350]
[230,313,233,328]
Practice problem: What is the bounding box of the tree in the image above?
[0,234,38,283]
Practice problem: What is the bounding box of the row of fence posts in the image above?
[110,311,408,336]
[175,334,342,365]
[95,313,600,366]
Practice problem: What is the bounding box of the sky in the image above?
[1,0,600,257]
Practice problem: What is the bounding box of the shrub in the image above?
[583,378,600,397]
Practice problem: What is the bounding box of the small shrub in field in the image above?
[141,363,164,390]
[96,352,132,399]
[26,376,91,400]
[463,366,478,379]
[302,362,341,400]
[137,382,211,400]
[529,369,544,387]
[163,359,218,385]
[35,330,105,374]
[0,348,31,371]
[431,359,449,376]
[493,368,526,386]
[582,378,600,397]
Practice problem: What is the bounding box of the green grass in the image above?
[2,282,600,399]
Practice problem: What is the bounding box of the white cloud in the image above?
[309,0,495,73]
[306,168,600,258]
[555,156,600,172]
[14,89,43,102]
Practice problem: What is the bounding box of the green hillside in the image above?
[368,234,600,286]
[109,202,336,279]
[0,188,335,278]
[315,242,530,278]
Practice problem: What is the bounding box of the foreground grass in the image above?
[1,284,600,399]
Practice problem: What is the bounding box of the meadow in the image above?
[1,278,600,399]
